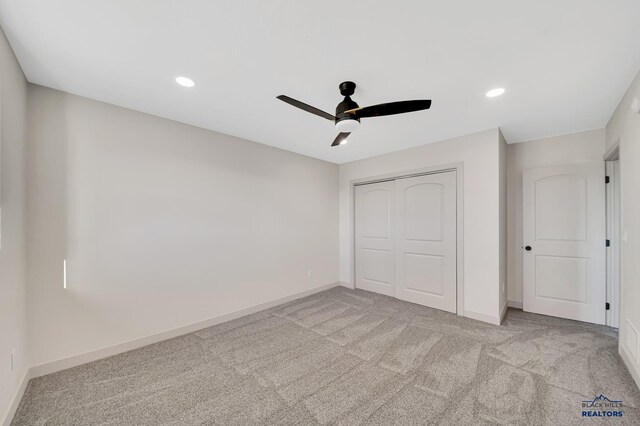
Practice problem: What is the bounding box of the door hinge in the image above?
[605,176,610,184]
[606,302,610,310]
[606,239,611,247]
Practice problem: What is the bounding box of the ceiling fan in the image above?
[277,81,431,147]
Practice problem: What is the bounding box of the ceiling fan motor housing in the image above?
[335,82,360,133]
[335,100,360,132]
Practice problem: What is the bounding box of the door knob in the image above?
[525,246,532,251]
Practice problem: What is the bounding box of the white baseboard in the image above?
[2,369,31,426]
[499,301,508,324]
[464,309,501,326]
[339,281,355,289]
[507,300,523,309]
[619,342,640,391]
[29,282,339,379]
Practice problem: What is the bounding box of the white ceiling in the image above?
[1,1,639,164]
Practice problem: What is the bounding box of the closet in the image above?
[354,171,457,312]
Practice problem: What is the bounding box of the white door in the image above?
[523,163,606,324]
[395,172,457,312]
[355,181,395,296]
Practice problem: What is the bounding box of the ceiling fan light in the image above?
[486,87,505,98]
[175,76,195,87]
[335,118,360,133]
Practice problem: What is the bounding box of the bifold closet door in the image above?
[394,172,457,312]
[355,181,395,296]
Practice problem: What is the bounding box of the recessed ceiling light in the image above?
[176,76,195,88]
[486,87,505,98]
[339,139,349,145]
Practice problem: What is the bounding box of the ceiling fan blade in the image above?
[345,99,431,118]
[331,132,350,147]
[276,95,336,121]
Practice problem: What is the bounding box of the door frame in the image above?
[349,162,465,316]
[605,142,621,328]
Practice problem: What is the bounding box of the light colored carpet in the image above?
[12,287,640,425]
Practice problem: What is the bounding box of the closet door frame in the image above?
[349,162,465,316]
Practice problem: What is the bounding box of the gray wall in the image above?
[0,27,28,422]
[605,69,640,386]
[26,85,339,366]
[339,129,504,323]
